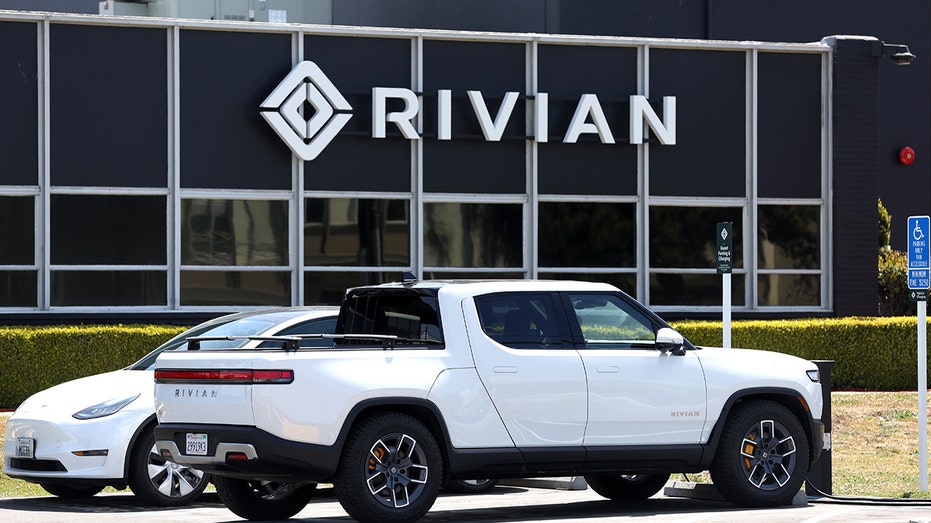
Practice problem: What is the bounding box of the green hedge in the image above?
[2,318,930,409]
[0,325,185,409]
[671,317,929,391]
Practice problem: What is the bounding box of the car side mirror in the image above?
[656,327,686,356]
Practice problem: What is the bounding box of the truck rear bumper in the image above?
[154,423,341,482]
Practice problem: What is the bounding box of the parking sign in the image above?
[908,215,930,290]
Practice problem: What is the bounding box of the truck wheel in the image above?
[334,412,442,523]
[584,474,670,501]
[213,476,316,521]
[128,426,208,506]
[40,484,103,498]
[709,399,809,507]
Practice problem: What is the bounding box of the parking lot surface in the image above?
[1,484,930,523]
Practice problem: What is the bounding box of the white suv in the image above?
[154,279,824,523]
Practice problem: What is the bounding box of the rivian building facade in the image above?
[0,9,892,321]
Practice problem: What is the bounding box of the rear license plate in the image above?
[15,437,35,459]
[185,433,208,456]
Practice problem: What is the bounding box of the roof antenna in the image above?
[402,271,418,283]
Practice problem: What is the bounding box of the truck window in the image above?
[337,292,443,346]
[567,293,656,349]
[474,293,561,349]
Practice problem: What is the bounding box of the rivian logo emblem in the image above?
[260,61,353,161]
[263,61,676,161]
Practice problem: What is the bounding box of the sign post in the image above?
[717,222,733,348]
[908,215,930,492]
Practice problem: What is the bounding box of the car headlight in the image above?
[72,393,141,420]
[807,369,821,383]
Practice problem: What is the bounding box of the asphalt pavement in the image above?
[2,483,931,523]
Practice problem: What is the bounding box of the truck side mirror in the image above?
[656,327,686,356]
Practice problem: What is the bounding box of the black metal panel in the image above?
[179,30,292,189]
[332,0,547,33]
[538,44,638,195]
[559,0,708,39]
[304,35,412,191]
[0,21,37,186]
[758,52,822,198]
[49,24,167,188]
[423,40,526,194]
[649,48,746,197]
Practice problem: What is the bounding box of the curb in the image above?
[663,481,808,506]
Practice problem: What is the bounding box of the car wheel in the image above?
[127,426,209,506]
[709,399,810,507]
[40,484,104,498]
[445,479,498,493]
[334,412,442,523]
[213,476,316,521]
[584,473,670,501]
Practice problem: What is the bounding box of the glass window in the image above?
[50,271,166,306]
[539,202,635,267]
[0,196,34,265]
[649,206,743,269]
[50,195,166,265]
[567,293,655,349]
[305,198,409,266]
[539,272,637,298]
[0,271,36,307]
[304,271,398,305]
[423,271,525,280]
[474,293,562,349]
[758,205,820,270]
[424,202,522,268]
[181,199,288,266]
[650,273,746,306]
[180,271,290,306]
[758,274,820,307]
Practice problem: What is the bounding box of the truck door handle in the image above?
[596,366,620,373]
[493,366,518,374]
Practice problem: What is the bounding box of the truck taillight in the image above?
[154,369,294,384]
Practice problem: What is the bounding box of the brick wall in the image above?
[829,36,880,316]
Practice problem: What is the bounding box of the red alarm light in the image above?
[900,146,916,165]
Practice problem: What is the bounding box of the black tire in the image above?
[127,426,209,506]
[445,479,498,494]
[334,412,442,523]
[584,473,670,501]
[709,399,810,507]
[213,475,316,521]
[40,484,104,498]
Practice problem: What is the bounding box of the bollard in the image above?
[806,360,834,496]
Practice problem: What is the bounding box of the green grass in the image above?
[3,392,931,499]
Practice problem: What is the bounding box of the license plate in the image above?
[15,437,35,459]
[185,433,208,456]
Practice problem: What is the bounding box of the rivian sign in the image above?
[261,61,677,161]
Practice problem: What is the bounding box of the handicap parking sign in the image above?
[908,215,930,290]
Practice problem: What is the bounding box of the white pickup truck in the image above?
[154,279,824,523]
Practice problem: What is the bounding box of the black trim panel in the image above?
[154,423,342,482]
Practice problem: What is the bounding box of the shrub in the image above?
[672,317,927,390]
[0,325,185,409]
[879,198,891,250]
[877,199,914,315]
[879,249,915,316]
